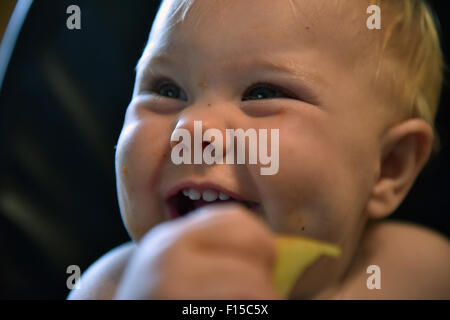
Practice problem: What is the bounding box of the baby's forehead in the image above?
[156,0,367,40]
[147,0,376,68]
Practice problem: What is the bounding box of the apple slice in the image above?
[273,235,341,298]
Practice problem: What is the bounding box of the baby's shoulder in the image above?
[365,218,444,239]
[340,220,450,299]
[67,241,136,300]
[364,220,449,261]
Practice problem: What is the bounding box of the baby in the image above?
[69,0,450,299]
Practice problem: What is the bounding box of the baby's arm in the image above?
[67,242,135,300]
[336,221,450,299]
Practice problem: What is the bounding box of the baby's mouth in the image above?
[167,187,259,218]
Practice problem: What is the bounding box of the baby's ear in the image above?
[365,119,433,219]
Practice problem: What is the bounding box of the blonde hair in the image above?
[370,0,445,152]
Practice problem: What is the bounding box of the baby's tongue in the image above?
[192,199,233,210]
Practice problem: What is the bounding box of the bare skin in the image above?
[69,0,449,299]
[68,210,450,299]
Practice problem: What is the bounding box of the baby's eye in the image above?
[242,84,291,101]
[154,80,188,101]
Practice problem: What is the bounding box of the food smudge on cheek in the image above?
[122,166,128,177]
[295,216,306,232]
[283,209,308,233]
[197,81,208,88]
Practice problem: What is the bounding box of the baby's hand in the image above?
[115,203,279,299]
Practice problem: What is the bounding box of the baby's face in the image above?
[116,0,388,295]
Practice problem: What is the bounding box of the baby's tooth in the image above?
[218,192,230,200]
[188,188,201,200]
[182,189,189,196]
[202,189,218,202]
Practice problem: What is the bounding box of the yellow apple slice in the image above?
[273,235,341,298]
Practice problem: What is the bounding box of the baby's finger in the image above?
[174,203,277,272]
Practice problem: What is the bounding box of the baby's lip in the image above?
[164,181,260,218]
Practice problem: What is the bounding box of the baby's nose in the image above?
[169,105,232,157]
[169,136,211,151]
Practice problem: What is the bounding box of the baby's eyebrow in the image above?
[231,58,324,86]
[136,53,179,73]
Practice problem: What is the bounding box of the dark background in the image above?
[0,0,449,299]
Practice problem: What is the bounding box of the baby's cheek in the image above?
[268,135,345,237]
[116,122,146,184]
[115,120,170,238]
[116,119,169,185]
